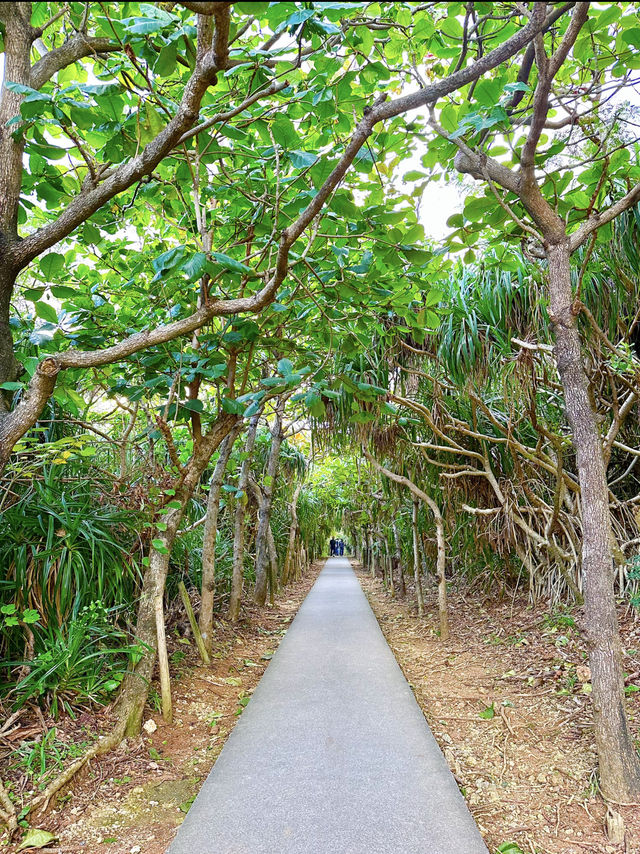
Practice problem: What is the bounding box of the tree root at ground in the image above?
[23,716,129,823]
[0,775,18,837]
[3,680,150,837]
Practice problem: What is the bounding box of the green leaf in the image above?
[289,150,317,169]
[210,252,252,275]
[35,301,59,324]
[622,28,640,50]
[221,397,245,415]
[151,539,169,555]
[182,399,204,412]
[155,42,178,76]
[179,795,196,814]
[181,252,208,281]
[40,252,65,279]
[51,285,78,299]
[278,358,294,375]
[243,401,261,417]
[22,287,46,301]
[305,391,326,418]
[17,829,58,851]
[403,170,428,182]
[152,245,186,277]
[5,81,51,100]
[271,114,298,148]
[479,703,495,720]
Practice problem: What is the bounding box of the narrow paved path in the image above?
[167,558,488,853]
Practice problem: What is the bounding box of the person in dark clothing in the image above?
[329,537,336,556]
[338,539,344,556]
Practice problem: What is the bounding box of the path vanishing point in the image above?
[167,557,489,853]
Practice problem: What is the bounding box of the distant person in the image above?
[329,537,336,556]
[338,539,344,556]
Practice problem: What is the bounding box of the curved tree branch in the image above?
[31,34,119,89]
[14,6,232,271]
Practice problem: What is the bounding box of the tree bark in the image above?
[434,506,449,640]
[282,483,302,585]
[548,241,640,800]
[115,412,238,735]
[365,450,448,627]
[0,4,32,398]
[267,520,278,604]
[384,535,395,596]
[199,426,241,653]
[155,579,172,724]
[254,401,284,605]
[179,581,209,665]
[0,274,20,396]
[392,520,405,597]
[412,498,425,617]
[228,412,260,622]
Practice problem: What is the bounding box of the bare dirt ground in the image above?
[1,564,321,854]
[356,561,640,854]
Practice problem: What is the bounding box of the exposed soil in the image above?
[356,561,640,854]
[1,564,322,854]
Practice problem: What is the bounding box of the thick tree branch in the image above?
[374,2,547,123]
[15,2,549,272]
[15,16,231,270]
[179,1,230,12]
[0,83,406,466]
[30,34,118,89]
[521,2,589,174]
[569,182,640,251]
[505,2,576,113]
[363,448,439,517]
[176,79,288,144]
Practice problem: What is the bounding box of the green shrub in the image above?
[1,601,147,717]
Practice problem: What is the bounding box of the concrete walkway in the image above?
[167,558,488,854]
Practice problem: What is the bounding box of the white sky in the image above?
[418,180,462,240]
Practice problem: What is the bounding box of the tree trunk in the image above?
[0,274,20,396]
[155,576,172,724]
[282,483,302,585]
[0,5,33,404]
[421,531,431,588]
[370,530,377,578]
[254,402,284,605]
[115,413,238,735]
[267,521,278,604]
[433,502,449,641]
[392,520,405,597]
[548,241,640,799]
[228,412,260,622]
[412,498,424,617]
[199,427,241,653]
[179,581,209,665]
[384,535,395,596]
